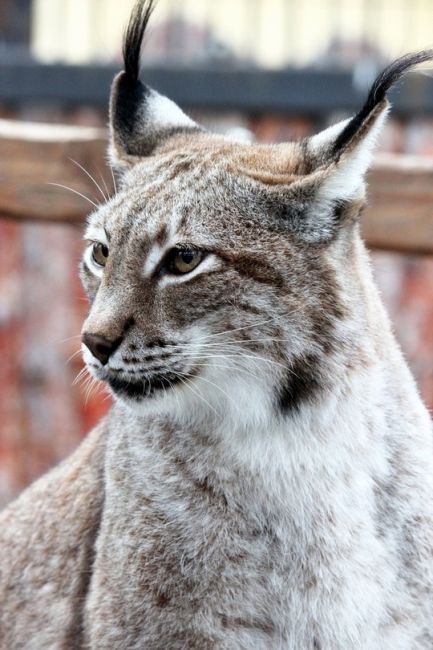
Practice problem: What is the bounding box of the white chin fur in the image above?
[82,337,277,432]
[111,364,274,434]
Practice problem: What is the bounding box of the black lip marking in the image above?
[108,373,183,399]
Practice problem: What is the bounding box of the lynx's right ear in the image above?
[109,0,201,170]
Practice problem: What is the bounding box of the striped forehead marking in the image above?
[142,220,177,277]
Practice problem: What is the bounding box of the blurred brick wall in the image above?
[373,253,433,406]
[0,219,109,506]
[0,111,433,507]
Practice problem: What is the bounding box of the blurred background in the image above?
[1,0,433,506]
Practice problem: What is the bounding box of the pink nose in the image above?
[82,333,122,365]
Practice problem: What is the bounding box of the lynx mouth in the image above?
[107,373,183,400]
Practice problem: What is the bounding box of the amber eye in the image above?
[168,248,204,275]
[91,242,109,268]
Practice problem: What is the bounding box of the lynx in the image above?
[1,1,433,648]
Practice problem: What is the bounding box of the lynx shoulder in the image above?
[1,1,433,648]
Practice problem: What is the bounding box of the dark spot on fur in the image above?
[147,338,166,348]
[164,157,194,181]
[142,352,172,363]
[155,589,171,608]
[277,353,323,412]
[155,224,168,246]
[178,205,189,230]
[145,365,165,374]
[305,575,318,589]
[123,316,135,334]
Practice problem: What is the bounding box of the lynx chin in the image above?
[1,2,433,648]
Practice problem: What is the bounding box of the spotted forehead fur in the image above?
[94,133,319,254]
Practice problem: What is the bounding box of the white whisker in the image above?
[65,349,82,365]
[109,163,118,195]
[99,170,111,201]
[198,317,278,341]
[57,334,82,344]
[72,366,88,387]
[47,182,99,209]
[69,158,109,202]
[176,351,287,370]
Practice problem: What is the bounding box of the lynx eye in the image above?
[91,242,109,268]
[168,248,204,275]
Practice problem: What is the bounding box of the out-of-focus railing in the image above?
[1,118,432,254]
[1,64,433,115]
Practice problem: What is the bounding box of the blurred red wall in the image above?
[0,219,109,505]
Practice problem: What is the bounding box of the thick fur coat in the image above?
[1,2,433,648]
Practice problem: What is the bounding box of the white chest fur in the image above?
[85,358,433,649]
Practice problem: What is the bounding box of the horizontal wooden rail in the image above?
[0,120,108,224]
[365,154,433,255]
[1,119,433,254]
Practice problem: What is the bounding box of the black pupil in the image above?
[180,250,194,264]
[99,244,108,258]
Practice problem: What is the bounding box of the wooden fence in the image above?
[1,118,433,253]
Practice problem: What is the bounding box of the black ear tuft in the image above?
[333,49,433,153]
[122,0,156,83]
[109,0,199,167]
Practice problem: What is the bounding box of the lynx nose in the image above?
[82,333,122,365]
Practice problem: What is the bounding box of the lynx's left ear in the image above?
[109,0,202,169]
[308,101,389,204]
[299,50,433,240]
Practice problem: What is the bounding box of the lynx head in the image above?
[81,0,432,428]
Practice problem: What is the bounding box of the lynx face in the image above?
[80,0,432,425]
[81,136,350,423]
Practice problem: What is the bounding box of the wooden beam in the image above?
[0,119,109,224]
[364,154,433,255]
[0,119,433,254]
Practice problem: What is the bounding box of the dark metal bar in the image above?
[1,61,433,115]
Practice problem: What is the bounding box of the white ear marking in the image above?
[299,105,390,242]
[311,104,390,204]
[109,65,201,169]
[145,89,196,130]
[308,117,352,154]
